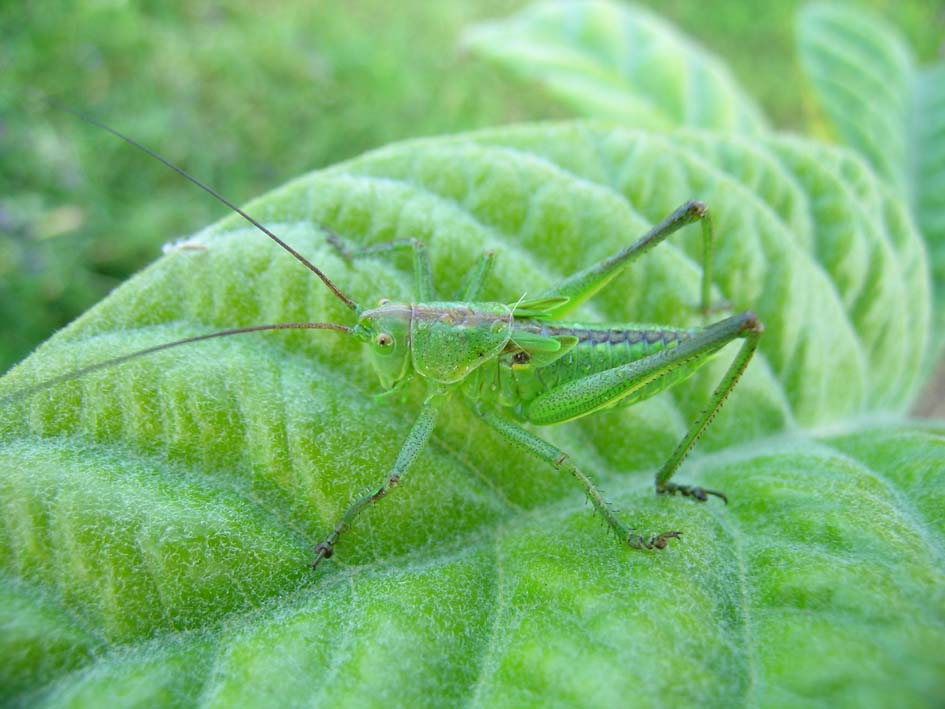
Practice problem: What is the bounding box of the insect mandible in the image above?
[4,110,764,571]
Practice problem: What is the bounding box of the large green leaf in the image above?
[796,3,945,356]
[2,123,941,705]
[466,0,944,378]
[464,0,768,133]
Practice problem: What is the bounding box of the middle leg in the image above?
[475,407,681,550]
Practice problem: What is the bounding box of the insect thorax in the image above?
[359,302,513,387]
[409,303,513,383]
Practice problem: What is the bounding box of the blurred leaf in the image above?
[797,3,945,356]
[465,0,768,133]
[797,4,915,188]
[0,0,558,372]
[6,0,939,374]
[1,122,940,704]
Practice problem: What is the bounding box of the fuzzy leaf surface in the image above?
[464,0,767,133]
[797,2,945,355]
[0,123,940,706]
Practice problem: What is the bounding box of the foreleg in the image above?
[325,231,436,301]
[311,392,446,569]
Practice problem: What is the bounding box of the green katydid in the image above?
[4,112,763,571]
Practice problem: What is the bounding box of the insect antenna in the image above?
[47,101,360,313]
[0,322,353,406]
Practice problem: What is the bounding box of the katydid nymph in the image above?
[5,113,763,572]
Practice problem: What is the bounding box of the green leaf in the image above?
[464,0,768,133]
[2,122,940,704]
[2,1,564,372]
[796,3,945,356]
[797,4,914,190]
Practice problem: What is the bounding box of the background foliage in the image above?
[1,1,944,707]
[1,0,941,373]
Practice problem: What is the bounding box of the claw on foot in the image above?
[311,542,334,570]
[628,530,682,550]
[657,483,728,505]
[649,530,682,550]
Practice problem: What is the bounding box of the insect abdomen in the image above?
[462,322,702,419]
[527,324,693,397]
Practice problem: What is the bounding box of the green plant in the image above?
[2,2,943,706]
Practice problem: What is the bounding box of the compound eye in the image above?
[375,333,394,348]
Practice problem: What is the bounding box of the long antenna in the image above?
[48,101,360,312]
[0,322,352,406]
